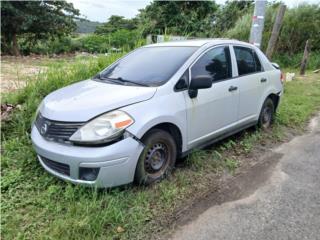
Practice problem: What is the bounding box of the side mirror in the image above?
[189,75,212,90]
[188,75,212,99]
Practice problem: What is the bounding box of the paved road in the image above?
[170,115,320,240]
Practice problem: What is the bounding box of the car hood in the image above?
[40,79,157,122]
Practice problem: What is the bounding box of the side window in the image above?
[175,70,189,91]
[234,46,262,75]
[191,46,232,82]
[254,51,262,72]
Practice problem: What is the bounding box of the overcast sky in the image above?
[68,0,320,23]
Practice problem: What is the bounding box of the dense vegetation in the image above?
[226,3,320,55]
[2,1,319,69]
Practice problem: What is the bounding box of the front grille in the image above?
[35,113,84,143]
[41,156,70,176]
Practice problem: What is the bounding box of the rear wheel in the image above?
[134,129,177,185]
[258,98,275,129]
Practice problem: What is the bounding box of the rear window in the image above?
[100,46,198,87]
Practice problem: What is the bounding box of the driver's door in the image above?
[184,45,239,148]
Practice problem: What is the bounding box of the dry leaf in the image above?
[116,226,125,233]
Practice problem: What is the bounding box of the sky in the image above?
[68,0,152,22]
[67,0,320,23]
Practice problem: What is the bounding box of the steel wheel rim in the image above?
[144,142,169,174]
[262,106,272,127]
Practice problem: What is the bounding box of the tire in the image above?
[134,129,177,185]
[258,98,275,129]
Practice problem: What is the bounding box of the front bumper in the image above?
[31,126,144,188]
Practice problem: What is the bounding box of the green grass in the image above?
[277,74,320,127]
[2,55,320,239]
[224,157,239,173]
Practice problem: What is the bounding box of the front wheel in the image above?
[258,98,275,129]
[134,129,177,185]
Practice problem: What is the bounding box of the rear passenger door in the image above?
[232,45,266,122]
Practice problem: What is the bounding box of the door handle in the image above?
[228,86,238,92]
[260,78,267,83]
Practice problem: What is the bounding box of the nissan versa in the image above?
[31,39,283,187]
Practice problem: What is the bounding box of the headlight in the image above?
[32,101,43,125]
[69,110,134,144]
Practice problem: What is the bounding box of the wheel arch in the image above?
[140,122,184,157]
[267,93,280,112]
[259,88,281,116]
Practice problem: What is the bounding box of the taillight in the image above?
[280,72,284,84]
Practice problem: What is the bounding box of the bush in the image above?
[78,34,109,53]
[17,30,145,55]
[48,37,73,54]
[19,36,79,55]
[77,30,145,53]
[109,29,144,49]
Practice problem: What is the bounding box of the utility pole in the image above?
[266,4,286,59]
[249,0,267,49]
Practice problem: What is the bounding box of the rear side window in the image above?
[254,51,262,72]
[191,46,232,82]
[234,46,262,76]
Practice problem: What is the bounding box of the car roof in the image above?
[144,38,254,48]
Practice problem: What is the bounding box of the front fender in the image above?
[121,92,188,152]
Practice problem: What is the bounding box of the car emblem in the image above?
[40,123,48,135]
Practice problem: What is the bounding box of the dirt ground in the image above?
[0,55,79,93]
[0,56,48,93]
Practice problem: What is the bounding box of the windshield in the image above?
[98,46,198,87]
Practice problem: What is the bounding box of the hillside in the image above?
[75,20,103,33]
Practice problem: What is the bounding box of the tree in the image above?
[137,1,218,37]
[212,0,253,35]
[95,15,138,34]
[1,1,79,55]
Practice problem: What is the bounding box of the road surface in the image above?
[170,115,320,240]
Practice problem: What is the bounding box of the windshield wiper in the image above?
[93,74,121,84]
[103,77,149,87]
[93,74,118,84]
